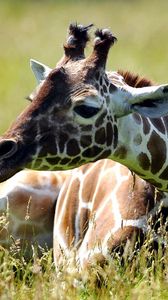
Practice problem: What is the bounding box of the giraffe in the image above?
[0,160,167,267]
[53,159,168,268]
[0,169,70,257]
[0,23,167,265]
[0,23,168,192]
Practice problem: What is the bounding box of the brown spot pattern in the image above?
[100,88,104,96]
[39,135,57,156]
[95,71,100,81]
[46,156,61,165]
[113,125,118,148]
[116,176,152,219]
[106,122,113,146]
[95,127,106,145]
[79,208,90,241]
[82,146,102,158]
[32,159,43,169]
[109,83,117,93]
[133,113,142,125]
[138,153,150,170]
[95,111,107,127]
[81,125,92,131]
[69,156,81,166]
[150,118,165,134]
[163,116,168,133]
[61,177,80,245]
[67,139,81,156]
[96,149,111,160]
[60,158,71,165]
[63,123,77,133]
[107,227,144,252]
[103,85,107,93]
[142,116,150,135]
[114,146,127,160]
[104,76,109,86]
[81,162,103,204]
[159,166,168,180]
[147,131,166,174]
[80,135,92,148]
[59,133,68,153]
[133,134,142,145]
[95,83,100,90]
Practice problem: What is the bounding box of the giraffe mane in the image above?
[118,70,154,88]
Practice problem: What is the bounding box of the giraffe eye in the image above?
[74,105,99,118]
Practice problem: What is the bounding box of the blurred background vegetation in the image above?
[0,0,168,133]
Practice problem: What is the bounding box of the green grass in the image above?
[1,232,168,300]
[1,0,168,298]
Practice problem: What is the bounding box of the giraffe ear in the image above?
[131,98,168,118]
[113,83,168,118]
[128,84,168,118]
[30,59,52,84]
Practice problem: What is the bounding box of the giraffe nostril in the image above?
[0,139,17,159]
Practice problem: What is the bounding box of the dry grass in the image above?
[0,230,167,300]
[0,209,167,299]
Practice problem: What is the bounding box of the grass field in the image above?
[1,232,168,300]
[1,0,168,299]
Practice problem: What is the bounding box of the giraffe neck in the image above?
[112,113,168,191]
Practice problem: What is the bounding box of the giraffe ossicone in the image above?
[0,24,168,191]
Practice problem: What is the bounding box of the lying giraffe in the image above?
[0,159,167,266]
[0,169,70,256]
[0,24,168,193]
[53,159,168,268]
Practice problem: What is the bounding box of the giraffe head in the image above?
[0,23,168,182]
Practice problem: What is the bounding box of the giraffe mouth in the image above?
[0,139,37,182]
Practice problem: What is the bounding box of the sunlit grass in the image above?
[0,204,167,299]
[0,230,168,300]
